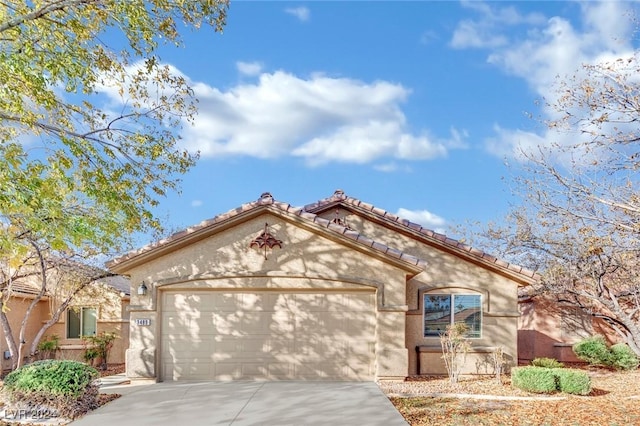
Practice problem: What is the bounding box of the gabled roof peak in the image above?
[108,191,427,274]
[258,192,274,204]
[306,190,538,284]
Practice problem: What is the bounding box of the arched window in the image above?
[423,294,481,338]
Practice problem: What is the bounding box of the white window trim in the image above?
[423,293,482,339]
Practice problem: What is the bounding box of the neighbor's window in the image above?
[423,294,481,338]
[67,307,97,339]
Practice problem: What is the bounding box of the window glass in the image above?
[453,295,481,338]
[67,309,81,339]
[82,308,97,336]
[67,307,97,338]
[424,294,481,338]
[424,295,451,336]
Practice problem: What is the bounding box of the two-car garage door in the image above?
[161,290,376,381]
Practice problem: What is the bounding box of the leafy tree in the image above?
[482,52,640,356]
[0,1,229,368]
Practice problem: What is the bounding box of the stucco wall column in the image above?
[126,308,158,381]
[375,309,408,380]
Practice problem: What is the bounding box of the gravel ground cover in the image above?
[381,368,640,425]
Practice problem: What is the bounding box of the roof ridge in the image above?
[305,190,538,281]
[108,192,426,271]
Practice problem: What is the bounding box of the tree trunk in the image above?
[0,306,19,371]
[18,242,47,367]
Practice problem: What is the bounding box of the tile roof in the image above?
[108,192,427,272]
[6,260,130,297]
[8,279,42,296]
[304,189,539,284]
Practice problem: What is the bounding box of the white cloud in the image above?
[236,61,263,77]
[451,20,508,49]
[396,207,447,233]
[485,125,547,161]
[451,1,545,49]
[181,70,457,166]
[94,63,462,167]
[285,6,310,22]
[191,200,203,207]
[452,1,638,161]
[373,162,412,173]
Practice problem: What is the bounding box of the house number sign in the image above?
[135,319,151,326]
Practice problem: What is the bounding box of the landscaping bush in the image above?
[511,366,557,393]
[36,335,60,360]
[512,366,592,395]
[553,368,591,395]
[573,336,639,370]
[573,336,613,366]
[3,360,100,419]
[4,359,98,398]
[531,357,564,369]
[82,331,118,371]
[610,343,640,371]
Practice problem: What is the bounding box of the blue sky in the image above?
[132,1,639,242]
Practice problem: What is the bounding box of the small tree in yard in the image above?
[83,332,118,371]
[440,323,471,385]
[492,346,507,384]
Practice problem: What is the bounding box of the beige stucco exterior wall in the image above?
[320,209,521,375]
[123,213,412,381]
[0,296,49,371]
[45,288,130,364]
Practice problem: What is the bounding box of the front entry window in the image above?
[424,294,481,338]
[67,307,97,338]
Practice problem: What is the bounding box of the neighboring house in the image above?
[108,190,536,382]
[518,291,620,363]
[46,274,131,365]
[0,267,130,371]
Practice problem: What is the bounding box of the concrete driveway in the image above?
[71,381,408,426]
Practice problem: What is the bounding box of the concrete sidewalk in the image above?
[72,381,408,426]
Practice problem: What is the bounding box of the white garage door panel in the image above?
[161,291,376,381]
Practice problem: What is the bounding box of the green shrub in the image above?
[4,359,99,398]
[37,335,60,352]
[512,366,592,395]
[511,366,557,393]
[573,336,613,366]
[610,343,640,371]
[531,357,564,369]
[553,368,591,395]
[573,336,639,370]
[83,332,118,370]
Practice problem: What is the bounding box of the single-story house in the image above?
[108,190,537,382]
[0,265,130,370]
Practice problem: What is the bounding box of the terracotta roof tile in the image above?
[372,206,387,217]
[385,246,404,259]
[495,259,509,268]
[408,222,422,232]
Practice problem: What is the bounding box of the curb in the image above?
[386,392,567,401]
